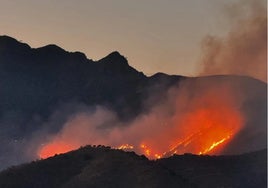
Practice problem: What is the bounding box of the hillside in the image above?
[0,35,266,170]
[0,146,266,188]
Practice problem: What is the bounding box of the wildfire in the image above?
[199,135,231,155]
[116,144,134,150]
[38,116,242,159]
[37,84,244,160]
[39,141,77,159]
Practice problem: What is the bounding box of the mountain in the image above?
[0,146,266,188]
[0,35,184,169]
[0,35,266,170]
[0,36,146,118]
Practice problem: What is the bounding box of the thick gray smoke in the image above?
[199,0,267,82]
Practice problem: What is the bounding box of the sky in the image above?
[0,0,265,76]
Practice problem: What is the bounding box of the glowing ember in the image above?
[116,144,134,150]
[154,154,161,159]
[140,144,161,158]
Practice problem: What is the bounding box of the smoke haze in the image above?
[37,76,266,160]
[199,0,267,82]
[0,1,266,171]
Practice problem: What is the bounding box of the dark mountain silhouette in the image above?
[0,35,184,137]
[0,35,266,170]
[0,146,266,188]
[0,35,146,119]
[0,36,186,169]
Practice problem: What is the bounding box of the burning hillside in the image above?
[38,78,246,159]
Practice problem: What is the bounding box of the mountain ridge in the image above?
[0,35,266,171]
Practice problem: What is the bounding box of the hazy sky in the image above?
[0,0,255,76]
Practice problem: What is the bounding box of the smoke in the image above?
[37,76,266,160]
[0,75,265,171]
[0,0,266,171]
[199,0,267,82]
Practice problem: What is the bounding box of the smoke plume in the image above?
[37,76,266,160]
[199,0,267,82]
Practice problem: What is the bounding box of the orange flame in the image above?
[199,135,231,155]
[38,85,244,160]
[39,141,77,159]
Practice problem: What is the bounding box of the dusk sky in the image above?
[0,0,265,76]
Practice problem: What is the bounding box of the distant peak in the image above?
[36,44,66,53]
[151,72,169,78]
[105,51,125,61]
[98,51,128,65]
[107,51,122,57]
[0,35,18,42]
[0,35,31,49]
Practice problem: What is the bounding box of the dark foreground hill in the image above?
[0,146,266,188]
